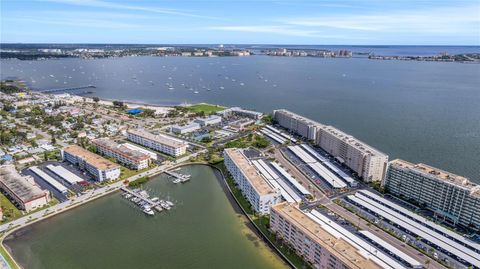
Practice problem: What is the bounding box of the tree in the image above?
[142,108,155,117]
[112,100,124,108]
[92,96,100,103]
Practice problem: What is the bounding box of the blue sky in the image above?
[1,0,479,45]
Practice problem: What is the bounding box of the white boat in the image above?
[151,197,160,202]
[193,91,199,94]
[143,208,155,216]
[173,178,181,184]
[166,201,174,207]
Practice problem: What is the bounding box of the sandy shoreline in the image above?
[69,95,176,115]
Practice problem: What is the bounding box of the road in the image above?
[269,147,444,268]
[0,151,203,234]
[272,147,326,201]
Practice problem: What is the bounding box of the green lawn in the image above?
[186,103,225,115]
[0,193,23,223]
[224,134,271,149]
[216,162,311,269]
[0,244,19,269]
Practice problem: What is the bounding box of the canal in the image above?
[4,165,288,269]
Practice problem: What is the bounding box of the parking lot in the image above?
[21,161,94,202]
[340,197,469,269]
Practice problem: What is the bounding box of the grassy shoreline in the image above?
[213,162,311,269]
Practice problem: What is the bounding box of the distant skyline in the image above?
[1,0,479,45]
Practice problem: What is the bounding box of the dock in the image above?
[120,187,161,207]
[40,85,96,94]
[164,170,191,183]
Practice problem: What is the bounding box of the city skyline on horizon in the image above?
[1,0,479,45]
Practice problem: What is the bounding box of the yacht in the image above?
[143,207,155,216]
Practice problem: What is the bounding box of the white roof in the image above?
[251,160,300,203]
[270,162,311,196]
[289,146,347,188]
[266,125,297,143]
[301,144,356,184]
[29,166,68,194]
[307,210,407,269]
[260,129,286,144]
[348,193,480,266]
[359,230,422,268]
[46,165,83,185]
[358,190,480,252]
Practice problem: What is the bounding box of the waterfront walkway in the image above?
[0,151,204,234]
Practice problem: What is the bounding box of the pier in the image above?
[40,85,96,93]
[120,187,161,207]
[164,170,191,183]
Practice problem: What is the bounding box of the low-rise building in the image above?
[171,122,201,134]
[223,148,281,214]
[62,145,121,182]
[0,165,50,211]
[229,118,255,131]
[127,129,187,157]
[194,115,222,126]
[92,138,150,170]
[385,159,480,229]
[217,107,263,119]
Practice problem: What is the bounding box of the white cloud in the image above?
[283,5,480,34]
[209,25,346,38]
[38,0,220,19]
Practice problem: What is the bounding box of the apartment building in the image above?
[316,125,388,182]
[217,107,263,120]
[272,109,388,182]
[92,138,150,170]
[62,145,121,182]
[270,203,383,269]
[194,115,222,126]
[385,159,480,229]
[171,122,201,134]
[272,109,321,141]
[0,165,50,211]
[127,129,187,157]
[223,148,281,214]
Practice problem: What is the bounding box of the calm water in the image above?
[4,165,287,269]
[1,55,479,182]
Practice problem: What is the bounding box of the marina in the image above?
[4,165,288,269]
[164,170,191,184]
[120,187,175,215]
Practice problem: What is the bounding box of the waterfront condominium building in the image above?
[272,109,321,141]
[272,109,388,182]
[223,148,281,214]
[315,125,388,182]
[270,203,386,269]
[92,138,150,170]
[216,107,263,120]
[385,159,480,229]
[0,165,50,211]
[126,129,187,157]
[62,145,121,182]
